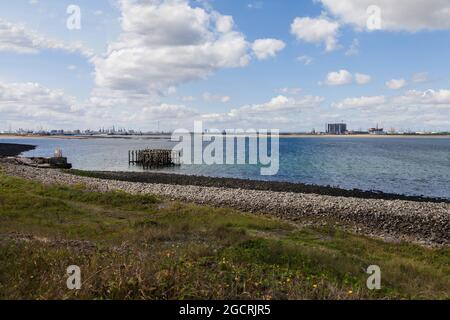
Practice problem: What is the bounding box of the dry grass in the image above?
[0,172,449,300]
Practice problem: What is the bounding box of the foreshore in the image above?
[1,159,449,246]
[0,143,36,157]
[74,170,449,204]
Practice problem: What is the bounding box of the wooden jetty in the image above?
[128,149,181,167]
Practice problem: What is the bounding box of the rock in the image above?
[1,160,449,246]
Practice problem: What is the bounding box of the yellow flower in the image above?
[312,284,318,289]
[348,290,353,295]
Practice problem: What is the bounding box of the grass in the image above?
[0,171,449,300]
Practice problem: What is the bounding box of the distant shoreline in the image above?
[1,133,450,140]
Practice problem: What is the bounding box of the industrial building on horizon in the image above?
[326,122,388,135]
[1,122,449,137]
[326,123,347,135]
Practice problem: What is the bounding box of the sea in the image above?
[1,136,449,200]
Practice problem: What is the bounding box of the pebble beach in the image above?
[1,159,448,246]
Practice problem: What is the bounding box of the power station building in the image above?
[326,123,347,135]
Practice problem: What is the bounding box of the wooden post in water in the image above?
[127,148,180,167]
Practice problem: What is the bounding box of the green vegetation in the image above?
[0,171,449,300]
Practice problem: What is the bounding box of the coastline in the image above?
[0,143,36,157]
[70,169,450,204]
[2,133,450,140]
[1,164,448,299]
[2,159,449,246]
[1,141,448,203]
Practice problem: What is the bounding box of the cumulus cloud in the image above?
[290,16,340,51]
[386,78,407,90]
[238,95,323,113]
[324,69,353,86]
[252,38,286,60]
[215,15,234,33]
[318,0,450,32]
[331,89,450,130]
[0,81,81,126]
[0,19,92,56]
[80,101,199,130]
[93,0,252,101]
[201,95,324,127]
[392,89,450,105]
[91,94,325,130]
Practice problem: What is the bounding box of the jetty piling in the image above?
[128,149,181,167]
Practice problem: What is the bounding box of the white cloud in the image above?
[333,96,386,109]
[355,73,371,85]
[252,38,286,60]
[93,0,251,102]
[202,92,231,103]
[318,0,450,32]
[331,89,450,130]
[296,55,313,65]
[0,19,92,57]
[0,81,81,125]
[201,95,324,127]
[290,16,340,51]
[392,89,450,105]
[134,104,198,121]
[324,69,353,86]
[88,94,325,130]
[237,95,323,113]
[82,102,199,131]
[216,15,234,33]
[386,78,407,90]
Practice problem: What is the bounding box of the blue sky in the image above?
[1,0,450,132]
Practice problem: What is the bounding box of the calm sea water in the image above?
[1,136,449,199]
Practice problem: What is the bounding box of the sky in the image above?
[1,0,450,132]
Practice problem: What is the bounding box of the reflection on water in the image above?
[1,136,449,199]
